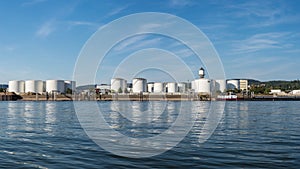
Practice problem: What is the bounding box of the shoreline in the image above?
[1,92,300,101]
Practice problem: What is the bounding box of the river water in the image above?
[0,101,299,168]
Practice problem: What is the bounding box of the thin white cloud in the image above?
[36,20,56,38]
[168,0,194,8]
[231,32,291,54]
[112,36,162,53]
[228,2,280,18]
[113,36,147,51]
[250,14,300,27]
[138,23,162,32]
[66,21,101,30]
[125,38,162,51]
[284,49,300,54]
[22,0,47,6]
[175,48,195,58]
[243,63,296,81]
[222,1,298,28]
[68,21,96,26]
[107,5,129,17]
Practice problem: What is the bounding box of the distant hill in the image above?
[76,85,96,91]
[246,79,261,85]
[263,80,300,90]
[247,79,300,91]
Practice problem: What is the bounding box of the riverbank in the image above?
[2,93,300,101]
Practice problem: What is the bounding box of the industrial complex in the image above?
[96,68,245,96]
[8,80,75,95]
[1,67,299,101]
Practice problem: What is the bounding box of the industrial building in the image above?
[153,82,164,93]
[191,67,211,94]
[177,82,187,93]
[103,68,251,96]
[8,80,76,95]
[96,84,111,94]
[8,80,25,94]
[46,80,65,93]
[166,82,178,93]
[147,82,154,93]
[239,79,248,91]
[25,80,44,94]
[111,78,127,93]
[227,80,239,90]
[132,78,147,93]
[214,80,227,93]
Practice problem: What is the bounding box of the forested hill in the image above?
[248,79,300,91]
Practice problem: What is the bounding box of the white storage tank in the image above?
[111,78,127,93]
[46,80,65,93]
[227,80,239,90]
[166,82,177,93]
[132,78,147,93]
[178,82,187,93]
[25,80,44,94]
[8,80,25,94]
[192,79,210,94]
[215,79,226,93]
[154,82,164,93]
[147,83,154,93]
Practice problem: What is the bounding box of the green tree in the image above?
[66,88,73,94]
[118,87,123,93]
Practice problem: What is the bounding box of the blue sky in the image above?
[0,0,300,84]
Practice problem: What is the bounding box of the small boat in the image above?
[217,92,238,101]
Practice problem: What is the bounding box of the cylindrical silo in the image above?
[227,80,239,90]
[178,82,187,93]
[46,80,65,93]
[166,82,177,93]
[132,78,147,93]
[154,82,164,93]
[192,79,210,94]
[215,79,226,93]
[147,83,154,93]
[8,80,25,94]
[25,80,44,94]
[111,78,127,93]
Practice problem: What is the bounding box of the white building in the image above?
[192,79,211,94]
[239,79,248,91]
[132,78,147,93]
[215,79,226,93]
[46,80,65,94]
[290,90,300,95]
[111,78,127,93]
[192,67,211,94]
[166,82,178,93]
[147,83,154,93]
[178,82,187,93]
[8,80,25,94]
[270,89,281,94]
[154,82,164,93]
[227,80,239,90]
[25,80,44,94]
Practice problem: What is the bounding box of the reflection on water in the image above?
[45,102,57,133]
[1,101,300,168]
[105,101,196,138]
[108,101,168,124]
